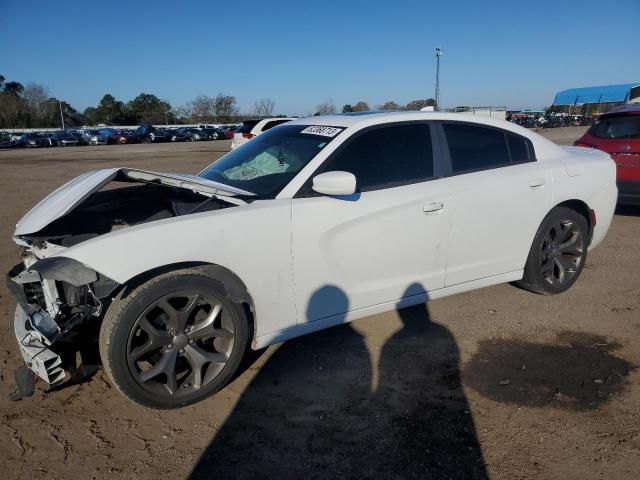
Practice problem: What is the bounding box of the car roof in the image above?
[603,104,640,116]
[288,110,523,130]
[286,111,565,160]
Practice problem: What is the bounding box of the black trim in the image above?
[294,121,443,198]
[617,180,640,205]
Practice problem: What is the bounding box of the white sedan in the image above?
[8,112,617,408]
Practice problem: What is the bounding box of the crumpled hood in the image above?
[14,167,253,237]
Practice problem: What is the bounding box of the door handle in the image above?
[528,178,546,188]
[423,202,444,213]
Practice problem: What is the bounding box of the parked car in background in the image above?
[0,132,13,147]
[203,127,226,140]
[83,129,108,145]
[68,130,89,145]
[99,128,117,143]
[179,127,209,141]
[51,131,79,147]
[168,129,189,142]
[575,104,640,205]
[7,112,617,409]
[109,130,141,144]
[37,132,56,147]
[136,125,170,143]
[231,117,295,149]
[224,126,237,139]
[15,132,50,148]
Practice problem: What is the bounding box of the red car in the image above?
[575,104,640,205]
[224,126,237,139]
[109,130,141,145]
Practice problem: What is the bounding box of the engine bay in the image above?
[20,182,235,247]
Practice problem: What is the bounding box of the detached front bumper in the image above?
[13,305,65,384]
[7,255,120,385]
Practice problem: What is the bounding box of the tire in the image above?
[99,268,250,409]
[519,206,589,295]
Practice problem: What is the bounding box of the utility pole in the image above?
[59,101,65,130]
[434,47,442,110]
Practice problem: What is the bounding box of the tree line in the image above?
[0,75,85,128]
[315,98,437,116]
[0,74,245,128]
[0,73,439,129]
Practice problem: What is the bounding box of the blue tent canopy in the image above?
[553,83,639,105]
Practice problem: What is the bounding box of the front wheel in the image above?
[99,268,250,409]
[519,206,589,295]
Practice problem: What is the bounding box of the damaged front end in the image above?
[7,167,250,391]
[8,254,119,384]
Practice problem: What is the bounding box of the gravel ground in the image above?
[0,127,638,480]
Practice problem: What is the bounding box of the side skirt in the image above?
[252,269,523,350]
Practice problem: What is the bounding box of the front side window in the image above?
[320,124,434,192]
[443,124,510,173]
[199,124,343,198]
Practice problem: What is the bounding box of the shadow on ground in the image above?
[464,331,634,410]
[189,285,488,480]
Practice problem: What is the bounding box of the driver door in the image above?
[290,123,450,323]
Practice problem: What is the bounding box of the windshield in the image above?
[591,115,640,139]
[199,124,344,198]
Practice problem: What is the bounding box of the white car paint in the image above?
[231,117,296,149]
[12,112,617,357]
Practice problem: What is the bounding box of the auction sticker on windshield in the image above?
[300,126,343,137]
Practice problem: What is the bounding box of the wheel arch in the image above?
[114,261,256,342]
[553,199,594,242]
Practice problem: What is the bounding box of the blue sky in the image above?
[1,0,638,115]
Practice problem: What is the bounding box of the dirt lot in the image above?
[0,127,639,480]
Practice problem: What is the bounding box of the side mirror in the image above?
[312,171,357,196]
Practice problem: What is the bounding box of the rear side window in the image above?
[507,133,532,164]
[322,124,434,192]
[590,115,640,139]
[443,124,510,173]
[236,120,259,134]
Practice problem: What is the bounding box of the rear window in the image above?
[591,115,640,139]
[236,120,260,134]
[261,119,292,132]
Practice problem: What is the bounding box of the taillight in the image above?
[242,133,255,139]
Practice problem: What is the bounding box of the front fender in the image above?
[59,200,296,337]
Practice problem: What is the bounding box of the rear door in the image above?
[437,122,553,286]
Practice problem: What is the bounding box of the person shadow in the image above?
[189,284,487,480]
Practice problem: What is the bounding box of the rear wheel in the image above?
[519,206,589,295]
[99,268,250,409]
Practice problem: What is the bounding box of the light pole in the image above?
[59,101,65,130]
[434,47,442,110]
